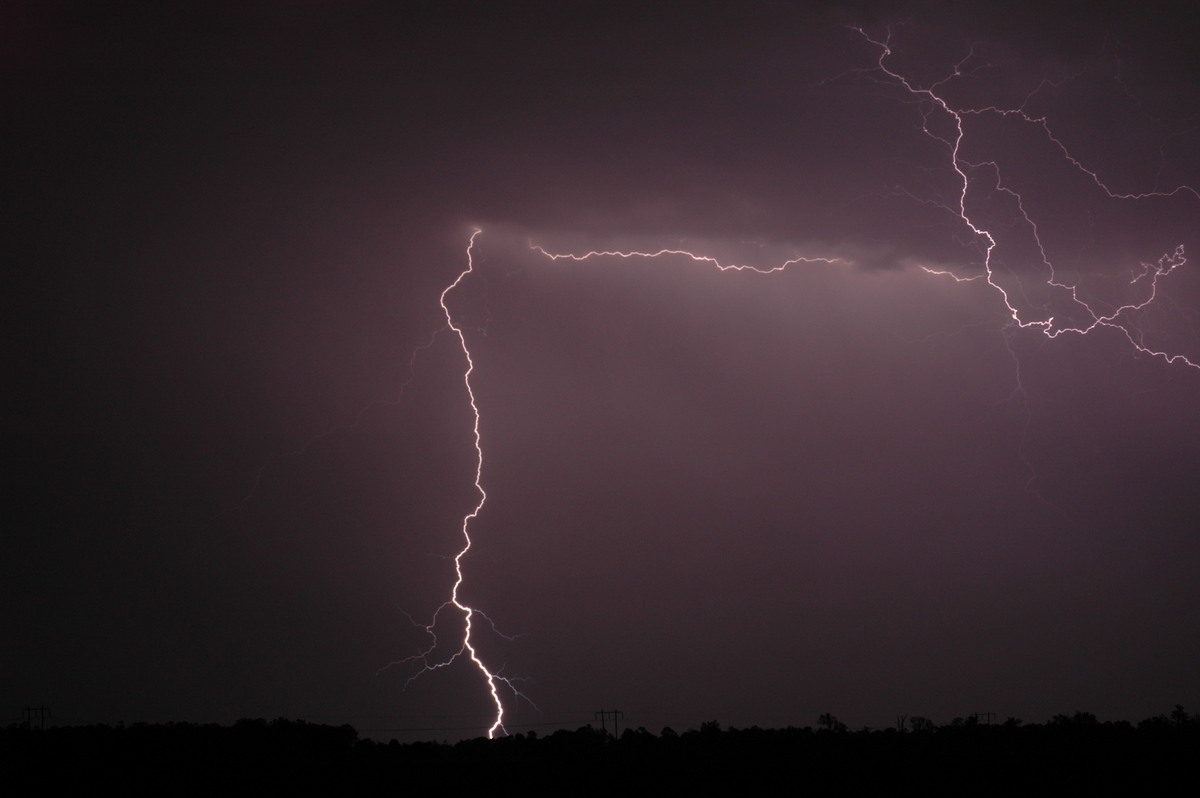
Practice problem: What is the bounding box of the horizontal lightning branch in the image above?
[528,245,848,273]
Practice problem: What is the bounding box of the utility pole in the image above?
[23,705,50,730]
[594,709,624,739]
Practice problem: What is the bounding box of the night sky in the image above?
[6,1,1200,741]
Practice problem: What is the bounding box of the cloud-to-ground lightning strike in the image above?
[407,29,1198,738]
[384,229,529,739]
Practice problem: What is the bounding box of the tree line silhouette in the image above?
[4,709,1198,794]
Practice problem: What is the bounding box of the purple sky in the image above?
[6,1,1200,741]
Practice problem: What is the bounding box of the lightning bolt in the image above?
[401,27,1198,739]
[853,26,1198,371]
[383,228,527,739]
[528,246,849,274]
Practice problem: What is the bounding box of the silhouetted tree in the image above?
[1050,711,1098,726]
[909,716,935,733]
[818,713,847,732]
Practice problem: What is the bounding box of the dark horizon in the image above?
[5,1,1199,744]
[9,711,1200,795]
